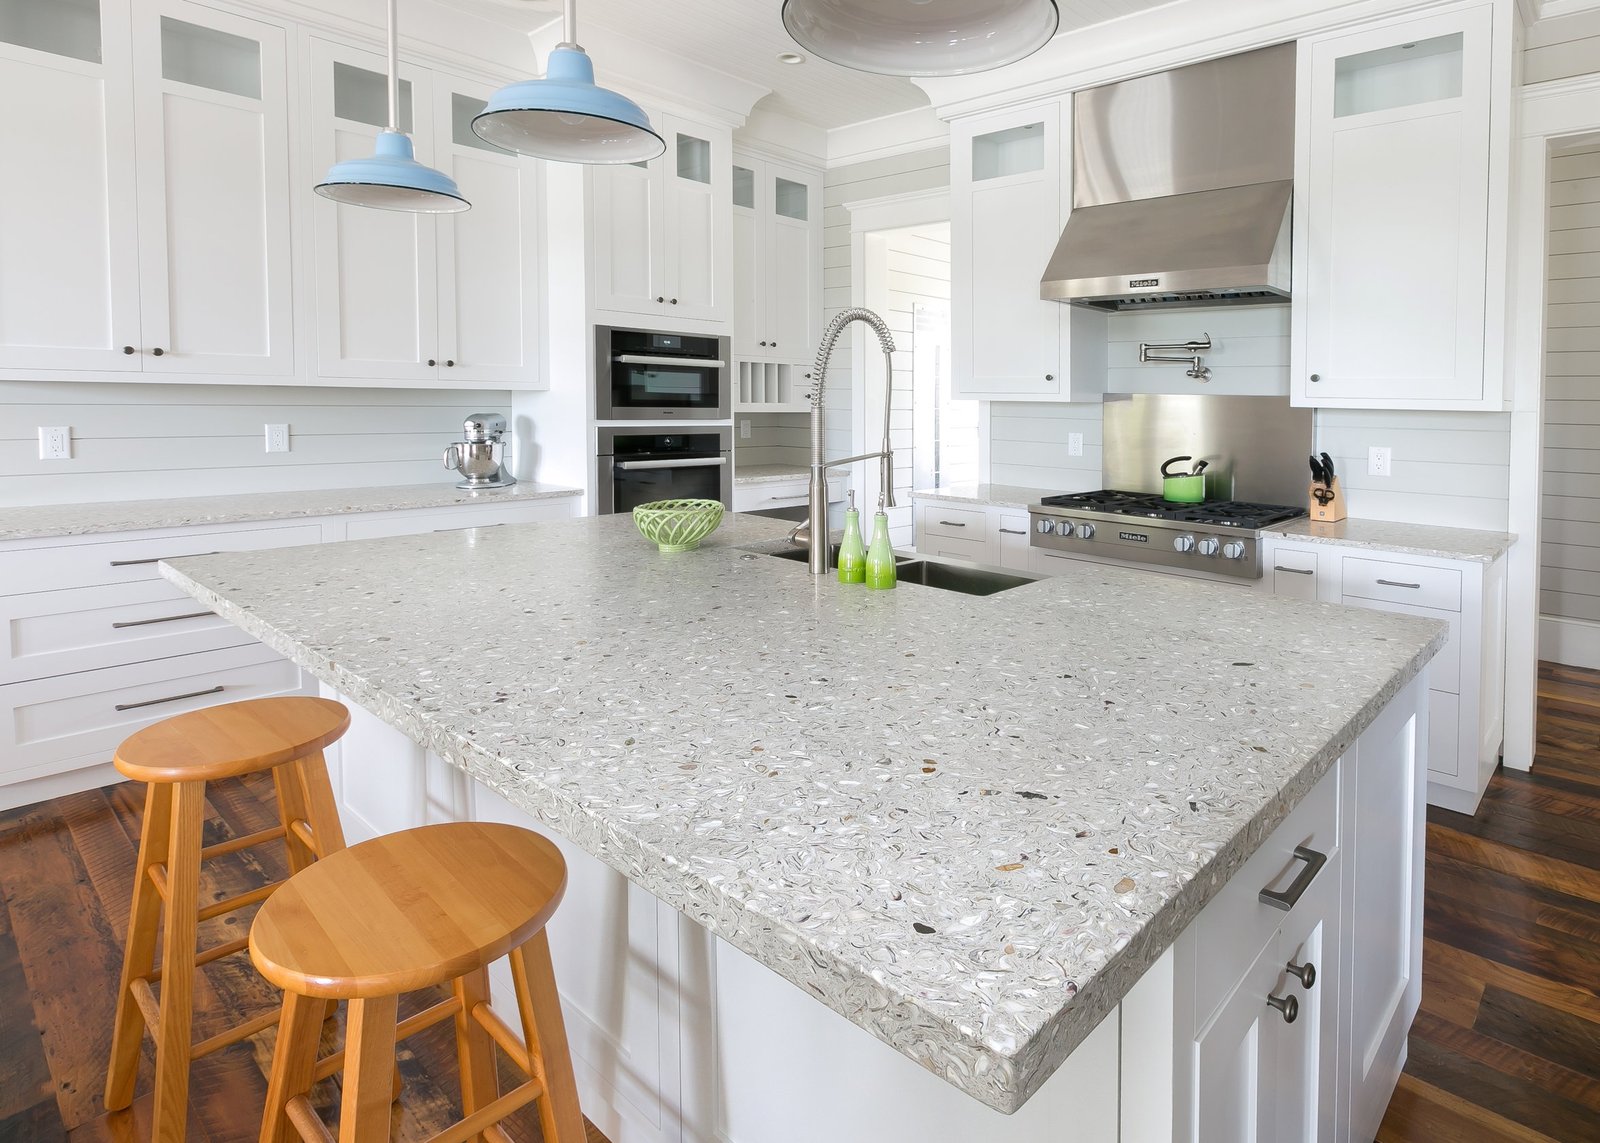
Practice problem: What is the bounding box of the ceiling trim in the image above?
[826,107,949,170]
[844,189,951,233]
[1537,0,1600,16]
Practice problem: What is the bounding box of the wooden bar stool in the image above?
[249,821,585,1143]
[104,695,351,1141]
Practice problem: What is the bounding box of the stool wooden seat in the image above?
[250,821,584,1143]
[105,695,351,1142]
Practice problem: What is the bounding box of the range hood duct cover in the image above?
[1041,43,1296,311]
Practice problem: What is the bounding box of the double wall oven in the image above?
[595,326,733,515]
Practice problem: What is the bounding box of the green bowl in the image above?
[632,499,724,552]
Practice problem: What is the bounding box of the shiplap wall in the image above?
[0,381,510,507]
[734,411,808,469]
[1525,7,1600,84]
[880,224,953,503]
[1541,142,1600,626]
[1106,308,1289,395]
[988,401,1104,491]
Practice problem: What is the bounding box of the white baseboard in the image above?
[1538,615,1600,670]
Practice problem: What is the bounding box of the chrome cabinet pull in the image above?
[111,610,211,630]
[1286,960,1316,989]
[1259,845,1327,911]
[614,353,727,368]
[938,520,967,528]
[116,685,224,712]
[1376,578,1421,589]
[1274,565,1314,575]
[110,551,218,567]
[998,528,1027,535]
[1266,993,1299,1024]
[615,457,728,471]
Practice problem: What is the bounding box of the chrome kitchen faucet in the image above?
[797,308,897,575]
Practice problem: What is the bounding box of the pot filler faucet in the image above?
[797,307,897,575]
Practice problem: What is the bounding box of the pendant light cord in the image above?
[386,0,400,132]
[557,0,579,51]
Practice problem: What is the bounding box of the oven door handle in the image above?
[613,354,726,368]
[615,456,729,471]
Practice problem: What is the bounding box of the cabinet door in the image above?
[0,0,141,372]
[731,160,763,357]
[434,79,544,387]
[131,3,294,376]
[996,510,1032,570]
[590,153,664,316]
[1272,855,1341,1143]
[309,39,440,382]
[663,119,725,322]
[1269,546,1321,601]
[766,163,821,359]
[1192,936,1281,1142]
[1296,8,1492,407]
[952,103,1064,399]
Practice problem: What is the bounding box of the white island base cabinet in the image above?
[325,673,1427,1143]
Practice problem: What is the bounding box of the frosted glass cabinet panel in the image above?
[0,0,101,63]
[971,122,1046,180]
[159,16,260,99]
[1333,33,1463,118]
[333,59,413,132]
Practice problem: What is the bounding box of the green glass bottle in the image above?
[865,508,896,590]
[837,490,866,584]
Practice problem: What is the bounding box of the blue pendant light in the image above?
[472,0,664,164]
[315,0,468,213]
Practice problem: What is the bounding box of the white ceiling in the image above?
[440,0,1179,131]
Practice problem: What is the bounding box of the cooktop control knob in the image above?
[1077,522,1095,540]
[1057,521,1076,538]
[1035,518,1055,535]
[1173,534,1196,553]
[1222,541,1247,560]
[1197,537,1220,556]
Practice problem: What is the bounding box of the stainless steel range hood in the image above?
[1040,43,1296,311]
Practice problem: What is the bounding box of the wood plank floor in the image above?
[3,664,1598,1140]
[0,770,610,1142]
[1376,661,1600,1143]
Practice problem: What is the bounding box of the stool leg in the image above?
[452,965,499,1134]
[294,750,347,858]
[258,990,325,1143]
[339,994,399,1143]
[272,763,319,876]
[105,782,175,1111]
[151,779,206,1143]
[509,931,585,1143]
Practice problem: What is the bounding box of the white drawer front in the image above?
[1341,595,1461,694]
[341,500,577,541]
[920,504,986,539]
[997,512,1031,571]
[1427,690,1461,777]
[1,523,324,596]
[1341,557,1461,612]
[919,534,991,565]
[0,579,250,685]
[732,478,843,514]
[1270,548,1319,600]
[1193,762,1340,1028]
[0,644,307,783]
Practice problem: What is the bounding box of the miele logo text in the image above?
[1119,531,1149,543]
[1129,278,1160,288]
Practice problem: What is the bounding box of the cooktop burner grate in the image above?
[1037,489,1306,530]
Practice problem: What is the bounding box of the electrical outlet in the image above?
[739,418,751,440]
[1068,432,1084,458]
[1368,446,1391,477]
[264,424,290,453]
[38,426,71,460]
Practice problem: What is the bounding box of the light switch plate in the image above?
[1367,446,1391,477]
[38,426,71,460]
[265,424,290,453]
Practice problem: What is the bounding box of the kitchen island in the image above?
[162,512,1443,1142]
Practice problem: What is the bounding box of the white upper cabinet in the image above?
[591,111,731,328]
[0,0,292,377]
[1293,5,1501,409]
[951,100,1105,402]
[309,42,544,389]
[731,153,822,362]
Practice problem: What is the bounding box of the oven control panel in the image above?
[1029,510,1263,580]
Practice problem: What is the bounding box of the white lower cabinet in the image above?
[912,500,1034,570]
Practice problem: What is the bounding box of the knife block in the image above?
[1308,478,1347,523]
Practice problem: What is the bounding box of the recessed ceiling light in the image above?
[777,51,806,65]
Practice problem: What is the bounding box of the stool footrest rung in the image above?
[471,1001,532,1076]
[196,878,285,922]
[288,817,318,852]
[200,824,286,861]
[149,933,250,983]
[129,978,161,1036]
[285,1094,336,1143]
[425,1080,541,1143]
[192,1007,281,1060]
[310,995,462,1084]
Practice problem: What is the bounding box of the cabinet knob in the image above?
[150,347,165,356]
[759,341,767,347]
[1310,373,1321,383]
[1286,960,1316,989]
[669,298,679,305]
[1045,373,1054,381]
[445,359,455,368]
[123,345,136,355]
[770,341,777,347]
[428,359,437,367]
[1266,993,1299,1024]
[656,296,665,303]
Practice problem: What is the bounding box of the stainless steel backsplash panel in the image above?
[1102,394,1314,505]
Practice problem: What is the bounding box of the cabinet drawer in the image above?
[1427,690,1461,778]
[919,534,991,565]
[1193,763,1340,1027]
[1341,595,1460,694]
[997,512,1031,571]
[1270,548,1319,601]
[340,502,574,541]
[1341,557,1460,612]
[0,645,307,784]
[0,523,324,596]
[919,505,986,540]
[731,477,843,514]
[0,579,250,685]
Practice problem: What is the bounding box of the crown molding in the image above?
[826,106,949,169]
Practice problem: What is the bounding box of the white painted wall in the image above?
[878,223,953,504]
[0,380,511,507]
[1524,7,1600,85]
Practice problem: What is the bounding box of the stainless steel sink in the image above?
[891,560,1040,596]
[767,544,917,566]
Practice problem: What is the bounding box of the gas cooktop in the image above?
[1037,490,1307,530]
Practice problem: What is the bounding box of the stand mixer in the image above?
[443,413,517,490]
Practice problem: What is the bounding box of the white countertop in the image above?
[913,484,1059,509]
[0,482,582,543]
[735,463,809,485]
[161,513,1442,1113]
[1269,517,1515,563]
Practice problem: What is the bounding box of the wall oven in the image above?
[596,326,730,420]
[596,427,732,514]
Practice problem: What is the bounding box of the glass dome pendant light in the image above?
[781,0,1061,78]
[471,0,665,164]
[313,0,468,213]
